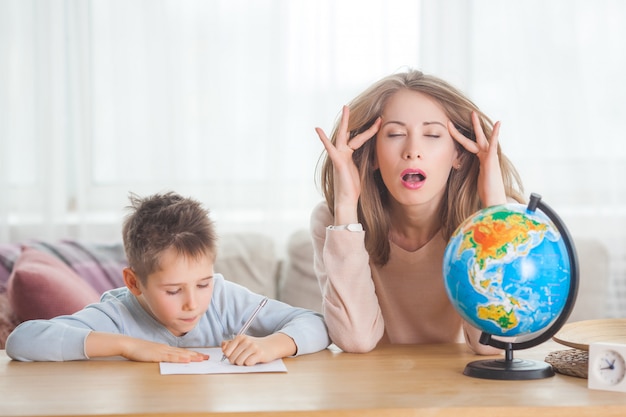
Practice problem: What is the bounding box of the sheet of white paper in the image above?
[159,347,287,375]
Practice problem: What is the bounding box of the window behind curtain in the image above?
[0,0,421,245]
[2,0,626,314]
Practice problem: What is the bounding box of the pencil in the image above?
[221,297,269,362]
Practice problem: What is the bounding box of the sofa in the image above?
[0,230,611,350]
[0,230,322,349]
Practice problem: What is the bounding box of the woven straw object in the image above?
[545,348,588,379]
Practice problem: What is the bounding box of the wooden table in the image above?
[1,342,625,416]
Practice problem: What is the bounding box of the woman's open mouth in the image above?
[401,169,426,189]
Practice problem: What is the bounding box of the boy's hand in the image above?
[85,331,209,363]
[120,338,209,363]
[221,333,296,366]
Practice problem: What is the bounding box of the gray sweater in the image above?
[6,274,330,361]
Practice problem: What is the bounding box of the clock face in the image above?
[593,349,626,385]
[588,343,626,392]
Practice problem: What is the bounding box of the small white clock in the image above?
[588,342,626,392]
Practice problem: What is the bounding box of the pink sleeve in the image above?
[309,202,384,352]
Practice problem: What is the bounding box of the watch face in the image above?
[593,349,626,385]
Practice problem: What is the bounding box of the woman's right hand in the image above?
[315,106,381,222]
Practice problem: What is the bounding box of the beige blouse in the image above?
[310,201,497,355]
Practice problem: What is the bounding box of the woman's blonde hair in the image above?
[316,69,524,266]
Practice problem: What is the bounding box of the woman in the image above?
[312,69,524,354]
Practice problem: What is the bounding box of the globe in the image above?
[443,193,579,380]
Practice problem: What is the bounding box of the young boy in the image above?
[6,192,330,364]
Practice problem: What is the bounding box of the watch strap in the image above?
[327,223,363,232]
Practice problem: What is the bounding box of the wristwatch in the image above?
[327,223,363,232]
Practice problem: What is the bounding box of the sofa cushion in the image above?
[215,233,279,299]
[0,243,21,292]
[0,240,127,294]
[567,237,610,322]
[32,240,127,294]
[0,292,19,349]
[7,247,101,321]
[278,229,322,312]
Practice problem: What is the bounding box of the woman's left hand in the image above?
[448,111,507,207]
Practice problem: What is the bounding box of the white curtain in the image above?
[419,1,626,316]
[0,0,421,247]
[2,0,626,313]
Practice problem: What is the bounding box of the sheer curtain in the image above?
[2,0,626,313]
[420,0,626,316]
[0,0,421,248]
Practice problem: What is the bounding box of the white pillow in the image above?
[278,229,322,312]
[215,233,279,299]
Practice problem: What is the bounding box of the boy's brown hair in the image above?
[122,191,217,282]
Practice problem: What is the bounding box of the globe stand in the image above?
[460,193,579,381]
[463,340,555,380]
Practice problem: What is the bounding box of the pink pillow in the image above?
[7,247,101,321]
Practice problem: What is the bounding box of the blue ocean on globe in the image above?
[443,204,571,337]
